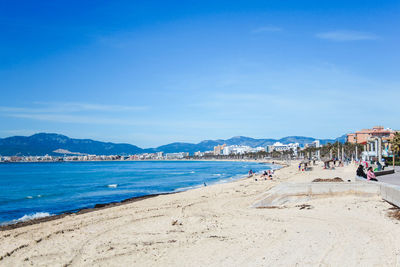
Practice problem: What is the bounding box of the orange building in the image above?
[347,126,396,144]
[213,144,226,155]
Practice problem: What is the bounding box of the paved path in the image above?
[377,166,400,186]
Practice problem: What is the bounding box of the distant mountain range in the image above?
[0,133,143,156]
[0,133,347,156]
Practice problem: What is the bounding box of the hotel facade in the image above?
[347,126,396,144]
[347,126,398,162]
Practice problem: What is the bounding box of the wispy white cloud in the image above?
[6,113,133,125]
[252,26,282,34]
[316,30,378,41]
[0,102,151,127]
[0,104,230,130]
[33,102,149,112]
[0,102,148,114]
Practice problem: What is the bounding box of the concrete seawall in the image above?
[253,179,400,208]
[356,176,400,207]
[252,182,381,208]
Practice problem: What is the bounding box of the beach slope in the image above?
[1,162,399,266]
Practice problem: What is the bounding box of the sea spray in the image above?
[15,212,51,223]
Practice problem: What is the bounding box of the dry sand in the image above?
[1,161,400,266]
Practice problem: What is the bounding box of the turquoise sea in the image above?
[0,160,274,225]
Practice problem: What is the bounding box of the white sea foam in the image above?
[15,212,51,222]
[107,184,118,188]
[26,195,43,199]
[170,171,195,175]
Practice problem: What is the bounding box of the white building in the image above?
[221,145,265,155]
[305,140,321,148]
[268,142,300,153]
[165,152,189,159]
[361,136,389,163]
[303,140,321,159]
[194,151,204,157]
[222,146,233,155]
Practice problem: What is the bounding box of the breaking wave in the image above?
[15,212,52,223]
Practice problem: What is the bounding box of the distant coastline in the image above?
[0,158,279,164]
[0,132,346,157]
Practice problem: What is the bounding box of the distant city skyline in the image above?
[1,1,399,147]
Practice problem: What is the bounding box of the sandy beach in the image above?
[1,161,400,266]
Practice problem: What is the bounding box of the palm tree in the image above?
[343,142,360,161]
[390,132,400,167]
[282,149,293,161]
[322,142,334,159]
[271,150,282,159]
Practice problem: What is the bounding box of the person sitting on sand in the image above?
[259,171,272,180]
[259,171,269,180]
[367,167,378,181]
[356,165,367,179]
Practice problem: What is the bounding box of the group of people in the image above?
[259,170,274,181]
[248,169,274,181]
[356,164,378,181]
[323,159,345,170]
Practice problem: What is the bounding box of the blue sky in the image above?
[1,0,399,147]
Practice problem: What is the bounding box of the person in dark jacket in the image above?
[356,165,367,179]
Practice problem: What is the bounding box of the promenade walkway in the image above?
[352,165,400,207]
[378,166,400,186]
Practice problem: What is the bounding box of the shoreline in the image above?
[0,158,281,164]
[0,161,281,231]
[2,161,399,266]
[0,192,177,231]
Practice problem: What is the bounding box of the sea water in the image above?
[0,160,275,224]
